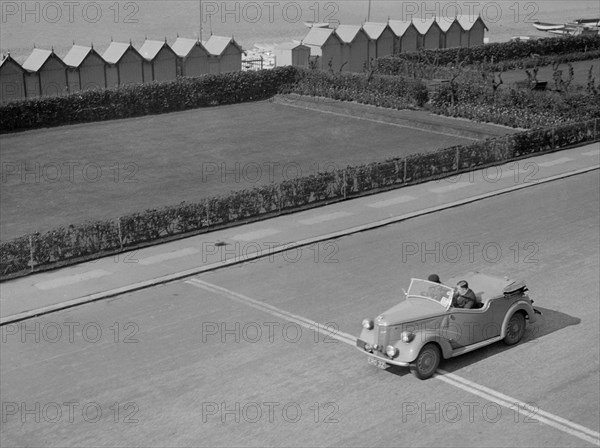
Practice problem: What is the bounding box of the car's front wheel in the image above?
[410,343,440,380]
[503,312,526,345]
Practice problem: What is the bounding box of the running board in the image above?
[450,336,503,357]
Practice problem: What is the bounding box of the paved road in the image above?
[1,172,598,447]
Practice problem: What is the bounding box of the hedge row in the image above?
[282,69,430,107]
[0,66,300,133]
[430,80,600,127]
[2,118,597,279]
[379,35,600,68]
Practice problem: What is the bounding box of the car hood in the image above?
[377,298,445,326]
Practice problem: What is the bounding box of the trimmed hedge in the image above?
[378,35,600,68]
[2,118,597,279]
[430,80,600,128]
[282,69,430,108]
[0,67,300,133]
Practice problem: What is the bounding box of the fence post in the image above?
[455,146,460,173]
[117,218,123,251]
[29,235,34,273]
[206,199,210,227]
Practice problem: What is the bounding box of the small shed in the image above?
[139,39,178,82]
[362,22,395,60]
[388,20,419,53]
[303,26,344,72]
[172,37,210,77]
[22,48,69,97]
[0,54,26,103]
[436,17,462,48]
[412,18,443,50]
[203,35,243,73]
[273,42,310,68]
[457,15,488,47]
[63,45,106,92]
[103,41,145,87]
[335,25,370,72]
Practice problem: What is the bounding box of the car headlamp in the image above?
[362,319,374,330]
[401,331,415,343]
[386,345,399,358]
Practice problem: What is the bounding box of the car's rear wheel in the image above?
[410,343,440,380]
[504,312,526,345]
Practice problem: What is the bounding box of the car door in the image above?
[441,305,498,349]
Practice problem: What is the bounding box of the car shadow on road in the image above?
[438,306,581,373]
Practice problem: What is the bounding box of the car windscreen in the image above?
[408,279,454,308]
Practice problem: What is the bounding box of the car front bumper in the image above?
[356,338,410,367]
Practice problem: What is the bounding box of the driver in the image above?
[453,280,477,309]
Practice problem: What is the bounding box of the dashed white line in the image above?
[429,182,472,194]
[298,212,352,225]
[35,270,111,291]
[367,195,416,208]
[139,248,199,265]
[538,157,574,167]
[231,228,281,242]
[185,278,600,447]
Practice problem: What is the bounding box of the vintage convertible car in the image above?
[356,272,541,380]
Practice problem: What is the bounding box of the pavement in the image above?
[1,142,598,325]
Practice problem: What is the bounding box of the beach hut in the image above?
[103,41,144,87]
[303,26,344,72]
[63,45,106,92]
[22,48,69,97]
[335,25,370,72]
[139,39,178,82]
[436,17,463,48]
[388,20,419,53]
[362,22,395,60]
[0,54,26,103]
[172,37,210,77]
[457,15,488,47]
[273,42,310,68]
[412,18,443,50]
[203,35,243,73]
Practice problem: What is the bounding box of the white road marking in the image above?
[435,370,600,446]
[367,195,416,208]
[538,157,574,167]
[429,182,472,193]
[138,248,199,265]
[35,270,111,290]
[298,212,352,225]
[186,278,600,447]
[185,278,356,345]
[582,148,600,156]
[231,228,280,242]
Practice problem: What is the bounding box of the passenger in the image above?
[428,274,442,284]
[453,280,477,309]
